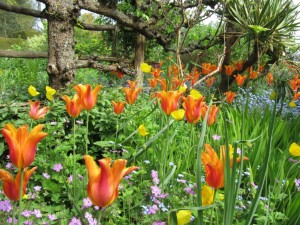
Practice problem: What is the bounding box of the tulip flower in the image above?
[141,62,152,73]
[224,91,237,104]
[29,100,49,120]
[45,86,56,101]
[112,101,126,115]
[173,210,192,225]
[266,73,273,85]
[171,109,185,121]
[123,81,142,105]
[148,78,158,89]
[1,124,47,169]
[202,185,214,206]
[28,85,40,96]
[289,142,300,156]
[205,77,216,88]
[234,61,243,71]
[83,155,138,207]
[234,74,247,86]
[0,167,37,201]
[202,144,224,189]
[150,68,162,78]
[189,89,202,100]
[202,62,213,75]
[62,94,83,118]
[74,84,102,110]
[225,65,235,76]
[182,95,205,124]
[156,91,181,115]
[138,124,149,137]
[202,144,248,189]
[201,105,219,126]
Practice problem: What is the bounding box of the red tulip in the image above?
[29,100,49,120]
[84,155,138,207]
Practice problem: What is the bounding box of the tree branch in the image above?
[0,1,45,18]
[0,50,132,63]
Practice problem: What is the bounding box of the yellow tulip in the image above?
[28,85,40,96]
[138,124,149,137]
[171,109,185,121]
[141,62,152,73]
[46,86,56,101]
[189,89,202,100]
[176,210,192,225]
[289,142,300,156]
[202,185,214,206]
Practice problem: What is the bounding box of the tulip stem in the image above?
[12,201,17,225]
[85,111,90,155]
[97,208,102,225]
[72,118,77,199]
[18,168,24,225]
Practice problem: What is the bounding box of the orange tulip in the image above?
[150,68,163,78]
[156,91,182,115]
[74,84,102,110]
[234,61,243,71]
[182,95,205,124]
[1,124,47,169]
[83,155,138,207]
[234,74,247,86]
[28,100,49,120]
[157,78,167,91]
[224,91,237,104]
[62,94,83,118]
[201,144,224,189]
[225,65,235,76]
[0,167,37,201]
[202,105,219,126]
[205,77,215,88]
[202,144,248,189]
[123,80,142,105]
[202,63,213,75]
[148,78,158,89]
[112,101,126,115]
[266,73,273,85]
[292,92,300,101]
[289,79,298,91]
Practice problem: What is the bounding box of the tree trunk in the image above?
[218,23,238,93]
[134,33,145,87]
[45,0,79,90]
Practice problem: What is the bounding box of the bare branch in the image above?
[0,1,45,18]
[0,50,132,63]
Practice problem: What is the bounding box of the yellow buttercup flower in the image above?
[28,85,40,96]
[46,86,56,101]
[138,124,149,137]
[289,142,300,156]
[202,185,214,206]
[189,89,202,100]
[289,101,296,108]
[171,109,185,121]
[141,62,152,73]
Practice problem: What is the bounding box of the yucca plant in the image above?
[227,0,300,56]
